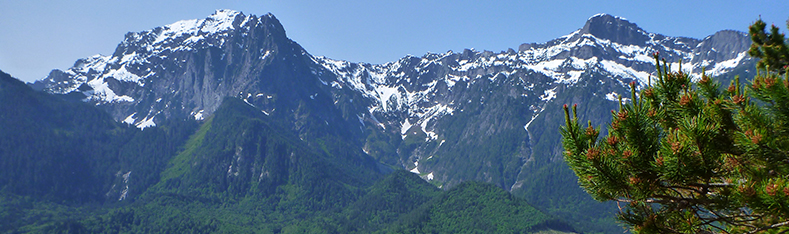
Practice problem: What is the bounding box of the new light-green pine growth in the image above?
[562,20,789,233]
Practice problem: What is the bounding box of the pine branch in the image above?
[747,221,789,234]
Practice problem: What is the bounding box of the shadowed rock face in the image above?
[692,30,751,63]
[579,14,651,46]
[32,10,363,141]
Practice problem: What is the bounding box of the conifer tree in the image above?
[561,20,789,233]
[749,19,789,74]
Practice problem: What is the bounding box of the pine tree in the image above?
[561,20,789,233]
[749,19,789,74]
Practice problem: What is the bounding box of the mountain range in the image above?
[3,10,756,233]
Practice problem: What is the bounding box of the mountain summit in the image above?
[578,13,650,45]
[32,10,353,137]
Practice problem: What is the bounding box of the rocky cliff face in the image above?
[313,13,754,190]
[33,10,754,202]
[33,10,364,142]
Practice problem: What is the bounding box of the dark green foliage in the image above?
[749,19,789,74]
[0,70,196,204]
[26,171,566,234]
[337,170,441,233]
[0,70,118,202]
[363,125,401,166]
[392,181,573,234]
[515,162,621,234]
[1,170,567,233]
[0,193,95,233]
[114,118,200,201]
[562,51,789,233]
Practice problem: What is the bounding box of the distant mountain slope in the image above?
[0,69,198,231]
[0,77,574,232]
[29,10,757,233]
[1,69,135,202]
[148,97,382,203]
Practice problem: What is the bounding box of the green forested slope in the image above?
[0,72,574,233]
[17,170,571,234]
[0,69,199,232]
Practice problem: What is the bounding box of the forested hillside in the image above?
[2,70,574,233]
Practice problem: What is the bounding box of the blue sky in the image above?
[1,0,787,82]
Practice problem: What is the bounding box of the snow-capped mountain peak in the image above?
[31,11,754,192]
[588,13,627,21]
[579,13,650,45]
[150,9,245,45]
[311,13,754,185]
[33,10,753,134]
[33,10,291,128]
